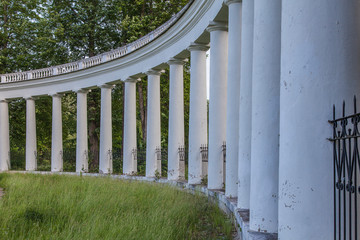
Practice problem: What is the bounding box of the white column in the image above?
[207,21,228,190]
[25,97,37,171]
[224,0,242,198]
[0,100,10,171]
[123,78,138,175]
[237,0,254,210]
[250,0,281,234]
[188,43,210,185]
[99,84,114,174]
[75,89,89,173]
[146,69,162,177]
[167,58,185,181]
[51,94,63,172]
[279,1,360,239]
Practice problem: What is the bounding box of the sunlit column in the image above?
[123,78,138,175]
[167,58,186,181]
[51,94,63,172]
[224,0,242,198]
[25,97,37,171]
[0,100,10,171]
[207,21,228,190]
[250,0,281,234]
[237,0,254,210]
[187,43,209,184]
[99,84,114,174]
[146,69,162,177]
[75,89,90,173]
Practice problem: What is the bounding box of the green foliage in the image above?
[0,173,234,239]
[2,0,192,169]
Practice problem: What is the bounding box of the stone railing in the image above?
[0,1,192,84]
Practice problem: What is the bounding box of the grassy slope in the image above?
[0,174,233,240]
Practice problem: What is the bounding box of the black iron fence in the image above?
[200,144,208,163]
[329,96,360,240]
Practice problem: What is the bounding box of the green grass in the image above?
[0,173,234,240]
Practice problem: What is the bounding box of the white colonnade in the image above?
[51,94,63,172]
[76,89,89,173]
[188,43,209,185]
[167,58,186,181]
[25,97,37,171]
[224,0,242,198]
[249,0,281,234]
[237,0,253,210]
[145,70,162,177]
[99,84,114,174]
[207,21,228,190]
[0,100,10,171]
[123,78,138,175]
[2,0,358,239]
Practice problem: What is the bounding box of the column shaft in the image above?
[225,0,242,198]
[238,0,254,209]
[168,59,185,181]
[51,94,63,172]
[0,101,10,171]
[279,1,360,239]
[188,44,209,184]
[146,71,161,177]
[250,0,281,233]
[207,22,228,190]
[123,79,137,175]
[26,98,37,171]
[99,85,113,174]
[76,90,88,172]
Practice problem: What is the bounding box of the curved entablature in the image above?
[0,1,191,84]
[0,0,227,100]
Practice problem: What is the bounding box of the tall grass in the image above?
[0,173,234,239]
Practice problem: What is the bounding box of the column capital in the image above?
[0,99,8,103]
[167,57,187,66]
[98,84,115,89]
[224,0,242,6]
[24,96,39,101]
[146,69,164,76]
[188,42,210,52]
[206,21,228,32]
[74,88,91,94]
[49,93,64,98]
[124,77,141,83]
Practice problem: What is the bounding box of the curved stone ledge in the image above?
[6,170,277,240]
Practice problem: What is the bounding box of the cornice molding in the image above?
[224,0,242,6]
[98,84,115,89]
[24,96,39,101]
[124,77,141,83]
[146,69,164,76]
[49,93,64,98]
[206,21,228,32]
[188,42,210,52]
[167,57,187,65]
[74,88,91,94]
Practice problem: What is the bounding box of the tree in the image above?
[2,0,191,171]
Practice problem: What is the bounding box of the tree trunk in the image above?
[88,91,100,169]
[138,81,147,145]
